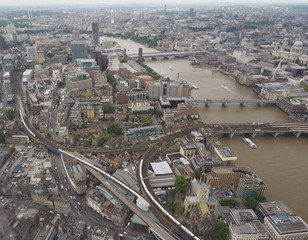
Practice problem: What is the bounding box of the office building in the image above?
[72,29,80,41]
[71,41,87,60]
[237,178,266,200]
[26,46,37,58]
[2,53,15,71]
[148,81,193,100]
[189,8,194,16]
[256,201,308,240]
[92,21,99,46]
[65,68,93,91]
[0,35,6,50]
[148,81,180,99]
[75,58,100,72]
[206,166,267,199]
[6,24,16,35]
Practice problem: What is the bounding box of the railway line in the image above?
[13,57,202,239]
[139,129,201,240]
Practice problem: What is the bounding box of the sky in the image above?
[0,0,308,7]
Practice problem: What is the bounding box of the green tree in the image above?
[169,200,180,214]
[102,104,115,114]
[194,169,201,179]
[73,134,80,141]
[245,197,260,211]
[107,124,122,136]
[161,121,166,128]
[255,195,267,202]
[10,146,16,154]
[87,136,93,145]
[174,175,188,193]
[212,221,229,240]
[0,131,5,143]
[106,72,118,92]
[142,116,151,126]
[109,116,115,122]
[5,109,15,120]
[100,136,109,146]
[245,195,267,210]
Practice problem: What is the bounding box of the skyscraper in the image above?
[92,21,99,46]
[71,41,87,60]
[189,8,194,17]
[0,35,6,50]
[72,30,80,41]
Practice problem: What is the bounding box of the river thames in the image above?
[101,36,308,221]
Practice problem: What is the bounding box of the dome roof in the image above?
[293,41,303,47]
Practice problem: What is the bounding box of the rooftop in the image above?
[150,161,173,175]
[259,201,308,235]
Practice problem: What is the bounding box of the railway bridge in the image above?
[206,122,308,138]
[127,51,206,61]
[196,99,278,107]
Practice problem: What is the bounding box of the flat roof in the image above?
[259,201,308,235]
[150,161,173,175]
[166,152,186,162]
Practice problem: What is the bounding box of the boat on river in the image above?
[242,138,257,149]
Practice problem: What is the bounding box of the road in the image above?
[11,52,198,238]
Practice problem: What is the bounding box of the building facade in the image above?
[71,41,87,60]
[92,21,99,46]
[256,201,308,240]
[124,125,162,142]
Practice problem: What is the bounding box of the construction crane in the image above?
[237,23,245,43]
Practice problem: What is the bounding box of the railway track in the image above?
[139,129,199,240]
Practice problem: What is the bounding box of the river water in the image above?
[101,36,308,221]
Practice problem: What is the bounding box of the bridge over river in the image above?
[196,99,278,107]
[127,51,206,60]
[206,122,308,138]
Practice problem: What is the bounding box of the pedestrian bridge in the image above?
[196,99,277,107]
[206,122,308,138]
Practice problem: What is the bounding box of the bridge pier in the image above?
[240,102,246,107]
[294,132,301,138]
[257,102,264,107]
[273,132,279,138]
[251,132,257,138]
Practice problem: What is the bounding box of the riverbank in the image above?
[99,37,308,221]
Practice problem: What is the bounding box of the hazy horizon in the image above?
[0,0,308,7]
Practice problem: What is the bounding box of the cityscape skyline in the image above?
[0,0,308,7]
[0,3,307,240]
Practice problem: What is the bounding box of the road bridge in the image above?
[206,122,308,138]
[197,99,278,107]
[127,51,206,61]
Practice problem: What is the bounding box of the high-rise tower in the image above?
[92,21,99,46]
